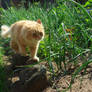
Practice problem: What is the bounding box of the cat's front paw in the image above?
[32,56,39,62]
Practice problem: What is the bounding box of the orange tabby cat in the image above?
[1,19,45,61]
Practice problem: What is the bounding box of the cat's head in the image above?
[32,31,44,41]
[26,19,44,41]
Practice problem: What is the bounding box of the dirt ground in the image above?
[44,73,92,92]
[44,64,92,92]
[3,54,92,92]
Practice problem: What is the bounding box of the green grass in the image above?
[0,47,8,92]
[0,0,92,91]
[0,0,92,72]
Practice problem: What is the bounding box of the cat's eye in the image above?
[33,33,37,37]
[39,32,43,36]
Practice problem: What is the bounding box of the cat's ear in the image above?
[37,19,41,24]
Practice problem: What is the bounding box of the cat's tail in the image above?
[1,25,11,38]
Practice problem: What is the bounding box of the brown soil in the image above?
[3,54,92,92]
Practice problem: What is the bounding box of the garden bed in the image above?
[2,54,92,92]
[0,0,92,92]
